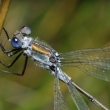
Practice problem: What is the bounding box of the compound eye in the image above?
[20,26,31,36]
[11,37,21,48]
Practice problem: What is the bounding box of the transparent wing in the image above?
[54,75,68,110]
[60,46,110,81]
[67,84,90,110]
[57,68,90,110]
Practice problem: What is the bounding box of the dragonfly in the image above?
[0,26,110,110]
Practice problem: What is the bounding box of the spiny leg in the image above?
[0,28,28,76]
[0,52,23,68]
[3,28,10,40]
[0,30,23,68]
[1,27,22,56]
[11,55,28,76]
[0,27,11,53]
[0,55,28,76]
[0,42,22,56]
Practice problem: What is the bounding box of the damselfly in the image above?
[0,26,110,110]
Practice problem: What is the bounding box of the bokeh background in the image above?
[0,0,110,110]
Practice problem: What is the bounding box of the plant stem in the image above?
[0,0,11,34]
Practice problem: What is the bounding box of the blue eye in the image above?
[11,37,21,48]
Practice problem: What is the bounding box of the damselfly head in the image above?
[10,26,31,48]
[20,26,31,36]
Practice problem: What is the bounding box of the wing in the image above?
[54,76,90,110]
[67,84,90,110]
[56,68,90,110]
[54,75,68,110]
[60,46,110,81]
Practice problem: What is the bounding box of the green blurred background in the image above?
[0,0,110,110]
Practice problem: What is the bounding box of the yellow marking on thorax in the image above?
[31,43,51,55]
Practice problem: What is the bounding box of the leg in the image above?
[3,28,10,40]
[19,55,28,76]
[0,52,23,68]
[0,55,28,76]
[1,27,22,56]
[0,42,22,56]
